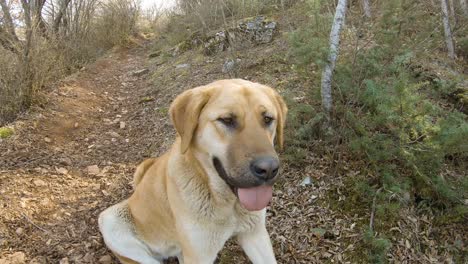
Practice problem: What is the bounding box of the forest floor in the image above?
[0,30,466,263]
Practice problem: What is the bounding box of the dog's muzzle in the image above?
[212,156,278,211]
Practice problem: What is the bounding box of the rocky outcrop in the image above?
[203,16,277,55]
[166,16,278,57]
[239,16,277,44]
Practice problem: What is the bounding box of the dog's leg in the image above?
[237,224,277,264]
[99,202,161,264]
[176,223,227,264]
[176,253,184,264]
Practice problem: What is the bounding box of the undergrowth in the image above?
[287,0,467,262]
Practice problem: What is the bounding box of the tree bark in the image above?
[448,0,457,25]
[20,0,34,106]
[53,0,72,32]
[0,26,20,53]
[321,0,348,121]
[440,0,455,59]
[0,0,19,41]
[362,0,371,18]
[33,0,47,35]
[460,0,468,15]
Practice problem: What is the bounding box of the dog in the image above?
[98,79,288,264]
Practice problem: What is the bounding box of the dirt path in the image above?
[0,40,355,264]
[0,44,178,263]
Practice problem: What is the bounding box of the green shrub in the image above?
[364,230,392,264]
[0,127,14,138]
[288,0,468,261]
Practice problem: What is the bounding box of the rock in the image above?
[98,255,112,264]
[293,96,306,103]
[0,252,26,264]
[86,165,100,175]
[56,167,68,175]
[175,63,190,69]
[300,176,312,186]
[148,51,161,58]
[29,256,47,264]
[239,16,277,44]
[82,253,93,263]
[59,257,69,264]
[44,137,52,143]
[119,121,126,129]
[107,131,120,138]
[132,69,149,77]
[33,179,47,187]
[203,16,277,55]
[203,31,229,55]
[222,58,241,76]
[15,227,24,235]
[311,227,326,238]
[59,157,72,166]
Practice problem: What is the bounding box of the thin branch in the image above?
[369,187,383,231]
[0,0,19,41]
[22,213,51,234]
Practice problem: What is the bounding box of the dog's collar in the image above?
[212,157,237,195]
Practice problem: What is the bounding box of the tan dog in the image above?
[98,79,287,264]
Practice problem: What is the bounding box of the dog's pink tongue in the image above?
[237,185,273,211]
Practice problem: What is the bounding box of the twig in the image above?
[369,187,383,232]
[21,213,51,234]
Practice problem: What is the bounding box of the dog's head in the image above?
[169,79,287,211]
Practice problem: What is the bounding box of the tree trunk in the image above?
[448,0,457,25]
[53,0,72,32]
[440,0,455,59]
[33,0,47,36]
[321,0,348,121]
[0,0,19,41]
[0,27,20,53]
[460,0,468,15]
[20,0,34,106]
[20,0,33,58]
[362,0,371,18]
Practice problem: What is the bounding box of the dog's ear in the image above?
[273,92,288,150]
[170,89,209,154]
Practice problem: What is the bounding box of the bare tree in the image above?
[33,0,47,35]
[20,0,33,57]
[440,0,455,59]
[53,0,72,32]
[321,0,348,121]
[0,0,21,53]
[362,0,371,18]
[0,0,19,41]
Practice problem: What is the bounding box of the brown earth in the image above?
[0,33,465,263]
[0,43,176,263]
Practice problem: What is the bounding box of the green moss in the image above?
[0,127,14,138]
[156,107,168,115]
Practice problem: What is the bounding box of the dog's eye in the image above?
[263,116,274,125]
[217,117,236,127]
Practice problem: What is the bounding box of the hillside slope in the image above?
[1,3,467,263]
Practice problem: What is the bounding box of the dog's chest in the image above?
[206,207,263,236]
[146,239,182,259]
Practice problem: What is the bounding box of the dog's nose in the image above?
[250,157,279,181]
